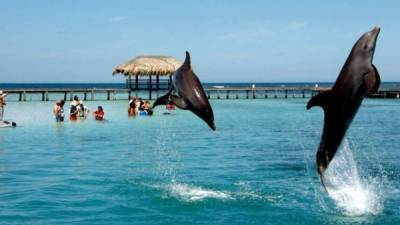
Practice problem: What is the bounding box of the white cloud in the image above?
[109,16,126,23]
[217,27,274,41]
[288,21,307,30]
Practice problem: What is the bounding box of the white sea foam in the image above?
[235,181,283,203]
[167,183,232,202]
[324,140,383,216]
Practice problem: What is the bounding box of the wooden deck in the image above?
[1,86,399,101]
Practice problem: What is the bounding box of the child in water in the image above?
[77,100,89,118]
[93,106,105,121]
[143,100,153,115]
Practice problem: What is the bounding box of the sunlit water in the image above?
[0,99,399,225]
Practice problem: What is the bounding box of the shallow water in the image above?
[0,99,399,224]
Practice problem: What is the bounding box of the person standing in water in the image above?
[71,96,79,107]
[93,106,105,121]
[53,100,65,122]
[77,100,89,118]
[128,96,138,116]
[69,96,80,121]
[0,90,9,121]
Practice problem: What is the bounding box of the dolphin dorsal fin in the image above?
[183,51,191,70]
[307,90,332,110]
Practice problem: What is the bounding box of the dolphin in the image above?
[153,51,216,130]
[307,26,381,190]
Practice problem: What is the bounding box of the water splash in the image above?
[167,183,232,202]
[324,139,384,216]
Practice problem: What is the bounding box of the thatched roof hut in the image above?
[112,56,182,76]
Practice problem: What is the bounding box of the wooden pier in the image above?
[1,86,399,102]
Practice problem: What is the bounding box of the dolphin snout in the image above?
[371,26,380,37]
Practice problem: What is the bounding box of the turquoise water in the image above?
[0,99,399,224]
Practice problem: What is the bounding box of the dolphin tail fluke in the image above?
[153,93,171,108]
[307,90,332,110]
[317,149,330,193]
[319,170,329,193]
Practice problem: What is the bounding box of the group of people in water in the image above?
[53,96,105,122]
[0,90,173,123]
[128,96,154,116]
[51,95,164,122]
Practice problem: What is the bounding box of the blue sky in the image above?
[0,0,399,83]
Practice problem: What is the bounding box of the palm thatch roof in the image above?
[112,56,182,76]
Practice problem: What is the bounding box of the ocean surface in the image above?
[0,97,400,224]
[1,82,400,90]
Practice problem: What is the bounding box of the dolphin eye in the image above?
[363,44,368,50]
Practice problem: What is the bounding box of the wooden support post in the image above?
[169,75,172,89]
[207,91,210,99]
[107,91,110,100]
[246,90,249,99]
[274,89,277,98]
[265,90,268,99]
[285,89,288,98]
[128,90,131,100]
[135,75,139,90]
[113,91,116,100]
[236,92,239,99]
[19,92,22,101]
[302,90,305,98]
[252,90,256,99]
[217,91,220,99]
[149,76,152,100]
[84,92,87,101]
[156,75,160,90]
[45,91,49,101]
[69,92,73,101]
[23,91,26,101]
[42,92,45,101]
[226,90,230,99]
[64,92,67,101]
[91,90,94,101]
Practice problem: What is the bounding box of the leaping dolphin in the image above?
[307,26,381,190]
[153,51,216,130]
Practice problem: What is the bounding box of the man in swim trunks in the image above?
[53,100,65,122]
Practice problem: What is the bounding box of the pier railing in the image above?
[1,86,398,102]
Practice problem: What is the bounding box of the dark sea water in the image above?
[0,84,399,224]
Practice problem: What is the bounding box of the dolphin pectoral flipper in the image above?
[370,64,381,93]
[170,95,189,109]
[307,90,333,110]
[153,93,171,108]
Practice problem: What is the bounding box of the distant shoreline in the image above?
[1,82,400,89]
